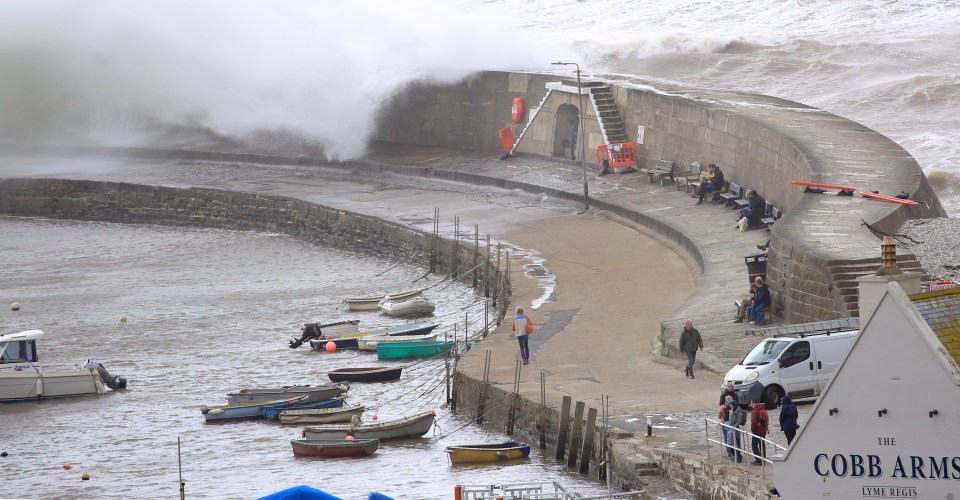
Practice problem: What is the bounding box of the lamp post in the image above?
[552,61,588,211]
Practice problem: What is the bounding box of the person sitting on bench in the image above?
[696,163,724,204]
[747,277,772,325]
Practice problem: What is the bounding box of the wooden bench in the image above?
[647,159,675,185]
[676,161,703,192]
[718,181,743,207]
[733,187,751,210]
[760,206,781,228]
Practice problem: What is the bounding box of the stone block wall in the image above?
[0,178,509,322]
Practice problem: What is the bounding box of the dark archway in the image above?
[553,103,580,160]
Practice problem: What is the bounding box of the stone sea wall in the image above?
[0,177,512,321]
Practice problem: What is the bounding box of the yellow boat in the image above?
[444,441,531,464]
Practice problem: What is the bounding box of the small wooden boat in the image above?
[226,383,349,405]
[445,441,531,463]
[290,438,379,458]
[279,404,365,425]
[289,319,360,349]
[378,295,435,317]
[260,396,346,420]
[202,395,307,422]
[302,411,435,441]
[356,332,439,351]
[376,340,453,360]
[341,289,424,312]
[308,334,369,351]
[327,366,403,383]
[363,321,439,337]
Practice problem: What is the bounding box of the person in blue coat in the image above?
[779,394,800,445]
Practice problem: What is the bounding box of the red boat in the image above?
[290,438,379,458]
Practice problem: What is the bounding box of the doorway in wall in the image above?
[553,103,580,160]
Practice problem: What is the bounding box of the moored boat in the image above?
[378,295,435,317]
[301,411,435,441]
[226,383,349,405]
[444,441,531,463]
[289,319,360,349]
[278,404,364,425]
[202,395,307,422]
[260,396,346,420]
[356,332,439,351]
[0,329,127,403]
[364,321,439,337]
[376,340,453,360]
[341,289,424,312]
[308,334,369,351]
[327,366,403,383]
[290,438,379,458]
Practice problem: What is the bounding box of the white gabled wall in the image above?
[773,282,960,499]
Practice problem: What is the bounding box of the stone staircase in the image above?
[585,82,630,145]
[830,256,929,317]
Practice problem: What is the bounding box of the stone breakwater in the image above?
[0,177,513,321]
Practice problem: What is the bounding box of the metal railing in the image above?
[455,481,644,499]
[704,417,788,478]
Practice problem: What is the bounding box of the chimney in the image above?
[857,235,922,322]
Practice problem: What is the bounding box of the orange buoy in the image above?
[120,316,127,323]
[511,97,524,124]
[345,434,355,441]
[81,472,90,480]
[63,464,72,470]
[325,341,336,353]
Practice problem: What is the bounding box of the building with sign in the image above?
[773,282,960,499]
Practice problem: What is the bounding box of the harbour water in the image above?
[0,217,609,499]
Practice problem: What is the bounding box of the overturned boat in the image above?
[0,329,127,403]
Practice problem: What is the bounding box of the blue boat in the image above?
[260,396,346,420]
[201,395,308,422]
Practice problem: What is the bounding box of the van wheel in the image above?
[762,386,783,409]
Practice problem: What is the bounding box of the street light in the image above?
[552,61,588,211]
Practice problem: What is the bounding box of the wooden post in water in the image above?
[567,401,585,468]
[556,395,572,460]
[432,208,439,273]
[453,216,460,279]
[539,372,547,449]
[485,235,491,297]
[483,299,489,338]
[473,225,479,288]
[477,350,491,424]
[445,360,451,405]
[579,407,598,474]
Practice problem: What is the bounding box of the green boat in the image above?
[376,340,454,360]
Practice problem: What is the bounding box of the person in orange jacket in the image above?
[511,306,533,364]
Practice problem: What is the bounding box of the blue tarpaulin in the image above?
[256,485,343,500]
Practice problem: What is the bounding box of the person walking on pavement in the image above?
[750,398,769,464]
[729,400,746,463]
[721,396,734,459]
[779,394,800,445]
[511,307,533,365]
[720,381,740,406]
[679,319,703,378]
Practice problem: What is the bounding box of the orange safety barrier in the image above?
[595,142,637,169]
[498,126,516,153]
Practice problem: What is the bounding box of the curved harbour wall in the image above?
[375,70,945,323]
[0,177,513,322]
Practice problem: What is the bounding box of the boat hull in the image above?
[226,384,348,405]
[343,289,423,312]
[357,332,439,351]
[260,397,346,420]
[376,341,453,360]
[302,411,435,441]
[445,441,531,463]
[279,405,364,425]
[202,396,307,422]
[378,297,436,317]
[0,364,106,403]
[290,439,379,458]
[327,367,402,382]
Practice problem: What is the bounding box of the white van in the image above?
[722,329,858,408]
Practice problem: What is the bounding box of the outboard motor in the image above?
[289,323,322,349]
[83,359,127,390]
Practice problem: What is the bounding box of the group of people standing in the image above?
[717,382,800,464]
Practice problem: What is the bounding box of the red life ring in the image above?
[511,98,524,124]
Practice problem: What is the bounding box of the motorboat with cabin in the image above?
[0,329,127,403]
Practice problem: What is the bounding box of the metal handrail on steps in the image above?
[705,417,788,479]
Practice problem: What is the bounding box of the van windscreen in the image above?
[742,339,790,366]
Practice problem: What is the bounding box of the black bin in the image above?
[745,253,767,285]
